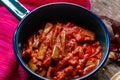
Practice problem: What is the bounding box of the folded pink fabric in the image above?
[0,0,90,80]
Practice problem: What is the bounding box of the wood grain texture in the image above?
[91,0,120,21]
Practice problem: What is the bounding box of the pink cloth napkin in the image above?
[0,0,90,80]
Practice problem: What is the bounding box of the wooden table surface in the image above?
[86,0,120,80]
[91,0,120,21]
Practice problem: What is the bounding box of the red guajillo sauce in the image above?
[22,22,102,80]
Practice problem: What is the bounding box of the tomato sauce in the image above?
[22,22,102,80]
